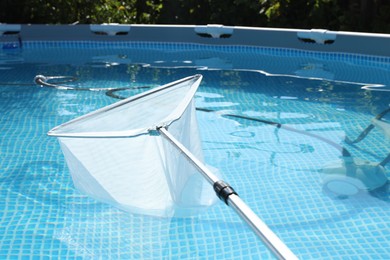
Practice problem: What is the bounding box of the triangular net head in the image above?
[49,75,202,137]
[48,75,217,217]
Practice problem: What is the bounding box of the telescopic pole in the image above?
[158,127,298,260]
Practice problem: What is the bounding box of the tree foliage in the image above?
[0,0,389,33]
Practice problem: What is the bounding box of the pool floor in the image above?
[1,45,390,259]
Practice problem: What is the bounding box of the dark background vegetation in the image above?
[1,0,390,33]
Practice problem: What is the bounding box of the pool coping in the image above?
[1,24,390,57]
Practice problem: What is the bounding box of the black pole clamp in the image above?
[213,180,238,205]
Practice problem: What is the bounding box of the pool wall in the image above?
[1,24,390,56]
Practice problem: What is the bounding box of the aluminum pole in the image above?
[158,127,298,260]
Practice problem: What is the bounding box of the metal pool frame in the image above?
[1,24,390,57]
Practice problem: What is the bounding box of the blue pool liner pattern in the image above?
[0,42,390,259]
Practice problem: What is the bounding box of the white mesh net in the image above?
[49,75,217,217]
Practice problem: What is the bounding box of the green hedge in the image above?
[1,0,389,33]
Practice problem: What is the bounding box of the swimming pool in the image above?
[1,25,390,259]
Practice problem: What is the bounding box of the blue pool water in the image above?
[1,42,390,259]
